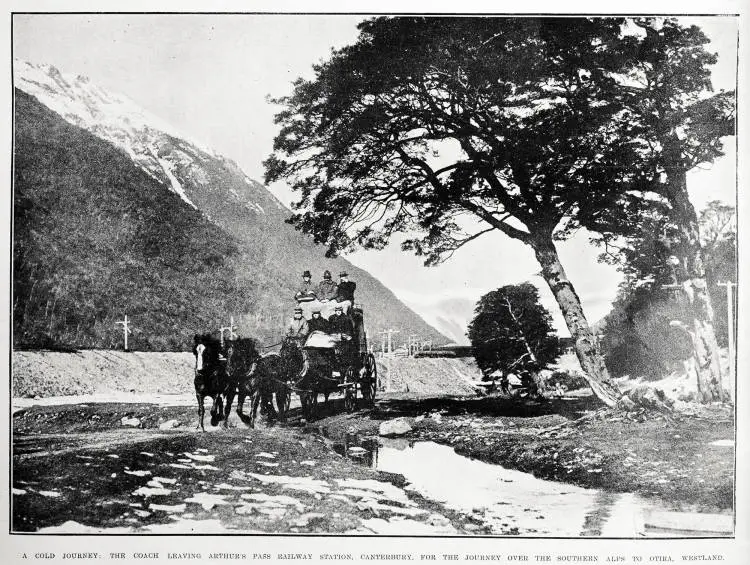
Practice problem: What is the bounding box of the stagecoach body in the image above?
[293,305,378,419]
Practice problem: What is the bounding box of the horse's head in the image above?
[280,337,304,379]
[194,333,220,376]
[225,338,261,376]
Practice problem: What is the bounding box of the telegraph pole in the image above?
[717,281,737,389]
[219,316,238,348]
[380,328,400,392]
[115,315,132,351]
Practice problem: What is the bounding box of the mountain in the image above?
[13,61,448,350]
[404,297,475,345]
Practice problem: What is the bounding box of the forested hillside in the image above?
[13,89,256,350]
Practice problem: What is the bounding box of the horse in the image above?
[225,338,291,428]
[280,336,340,420]
[192,333,230,432]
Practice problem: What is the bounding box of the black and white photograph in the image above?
[8,9,741,542]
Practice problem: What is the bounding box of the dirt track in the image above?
[12,397,482,534]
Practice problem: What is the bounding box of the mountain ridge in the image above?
[13,60,448,349]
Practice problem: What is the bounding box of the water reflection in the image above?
[334,436,733,538]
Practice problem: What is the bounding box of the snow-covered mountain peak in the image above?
[14,60,216,158]
[13,59,291,216]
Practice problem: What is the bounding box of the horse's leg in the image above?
[276,386,287,422]
[236,391,246,417]
[250,390,261,429]
[196,393,205,432]
[209,394,223,427]
[223,389,235,429]
[264,385,278,422]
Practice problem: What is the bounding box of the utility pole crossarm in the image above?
[115,315,132,351]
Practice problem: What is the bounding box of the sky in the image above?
[12,14,738,335]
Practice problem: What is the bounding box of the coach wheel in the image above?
[366,353,378,404]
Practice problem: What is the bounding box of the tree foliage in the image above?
[601,201,736,379]
[266,17,645,261]
[467,283,560,376]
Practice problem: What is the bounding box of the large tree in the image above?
[264,17,726,406]
[588,19,735,400]
[468,283,560,379]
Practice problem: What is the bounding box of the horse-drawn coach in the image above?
[192,304,378,429]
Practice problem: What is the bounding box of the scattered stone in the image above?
[132,486,172,497]
[185,492,228,510]
[121,416,141,427]
[183,452,215,462]
[427,513,451,527]
[159,420,179,430]
[430,413,443,423]
[124,470,151,477]
[153,476,177,484]
[12,488,26,495]
[149,503,186,513]
[379,418,413,437]
[214,483,253,491]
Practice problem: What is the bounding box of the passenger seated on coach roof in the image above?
[286,307,309,339]
[294,270,317,303]
[308,309,330,334]
[317,270,338,302]
[336,271,356,308]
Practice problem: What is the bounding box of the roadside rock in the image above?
[624,385,674,412]
[121,416,140,427]
[159,419,179,430]
[379,418,413,437]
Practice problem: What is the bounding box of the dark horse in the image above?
[225,338,291,428]
[192,333,230,432]
[280,336,342,420]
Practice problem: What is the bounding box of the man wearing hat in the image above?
[308,309,330,334]
[329,304,355,361]
[336,271,356,314]
[317,270,338,302]
[328,304,354,338]
[286,307,309,341]
[295,270,317,303]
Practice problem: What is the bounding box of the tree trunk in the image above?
[663,144,727,402]
[532,237,621,407]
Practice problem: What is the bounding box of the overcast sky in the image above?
[13,14,738,333]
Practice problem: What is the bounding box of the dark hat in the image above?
[302,270,311,278]
[339,271,348,277]
[323,270,332,279]
[334,305,343,310]
[294,307,303,313]
[312,309,321,314]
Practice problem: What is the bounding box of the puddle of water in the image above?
[335,437,732,537]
